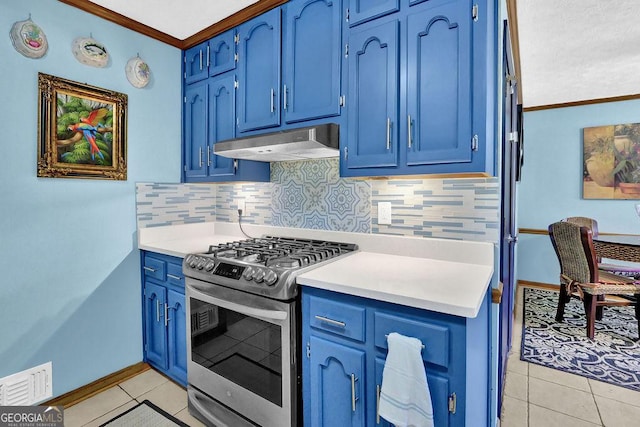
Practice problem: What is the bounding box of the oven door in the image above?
[186,278,296,427]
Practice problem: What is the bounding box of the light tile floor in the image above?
[62,285,640,427]
[501,286,640,427]
[63,369,205,427]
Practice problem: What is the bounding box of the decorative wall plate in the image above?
[125,56,151,88]
[10,18,48,59]
[72,36,109,67]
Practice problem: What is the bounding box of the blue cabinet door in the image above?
[208,29,236,77]
[208,74,236,177]
[309,336,366,427]
[144,282,167,370]
[406,0,472,166]
[167,288,187,386]
[237,8,282,132]
[374,357,452,426]
[346,19,400,169]
[283,0,342,123]
[184,80,208,178]
[373,358,393,427]
[184,41,208,84]
[348,0,399,27]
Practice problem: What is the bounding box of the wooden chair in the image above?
[563,216,640,278]
[548,221,640,340]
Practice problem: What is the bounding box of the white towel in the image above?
[379,332,434,427]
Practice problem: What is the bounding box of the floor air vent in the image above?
[0,362,52,405]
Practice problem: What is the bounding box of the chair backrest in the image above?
[548,221,600,284]
[564,216,599,237]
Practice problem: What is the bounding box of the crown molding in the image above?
[59,0,289,50]
[58,0,183,47]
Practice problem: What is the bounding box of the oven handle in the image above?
[188,283,287,321]
[188,387,236,427]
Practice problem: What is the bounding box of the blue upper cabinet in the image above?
[342,0,493,177]
[237,8,282,132]
[282,0,343,124]
[406,0,472,166]
[183,72,269,182]
[348,0,400,27]
[346,19,400,169]
[208,74,237,177]
[208,29,237,77]
[184,80,208,179]
[184,30,236,84]
[184,41,209,84]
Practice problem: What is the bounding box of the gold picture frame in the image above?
[37,73,127,180]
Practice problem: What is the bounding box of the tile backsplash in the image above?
[136,159,499,243]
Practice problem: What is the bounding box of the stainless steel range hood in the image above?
[214,123,339,162]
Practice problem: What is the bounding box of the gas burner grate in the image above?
[205,236,357,268]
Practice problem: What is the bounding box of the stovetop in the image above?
[183,236,358,300]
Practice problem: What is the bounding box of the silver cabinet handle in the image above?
[199,50,203,71]
[143,266,156,273]
[407,114,413,148]
[206,45,210,68]
[167,274,182,281]
[199,147,203,168]
[164,303,170,327]
[156,299,161,323]
[314,315,346,328]
[351,373,358,412]
[386,117,391,150]
[283,85,288,110]
[207,146,211,167]
[376,384,381,424]
[270,88,275,113]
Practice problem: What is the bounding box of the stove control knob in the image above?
[252,268,266,283]
[196,258,206,270]
[264,270,278,286]
[242,267,254,281]
[187,255,198,268]
[204,260,215,272]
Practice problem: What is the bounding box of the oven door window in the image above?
[190,298,283,406]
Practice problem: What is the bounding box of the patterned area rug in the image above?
[99,400,188,427]
[521,287,640,392]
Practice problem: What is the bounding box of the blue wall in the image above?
[517,99,640,285]
[0,1,181,397]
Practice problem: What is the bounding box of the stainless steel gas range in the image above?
[183,236,358,427]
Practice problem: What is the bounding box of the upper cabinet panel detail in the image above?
[283,0,343,123]
[237,8,282,132]
[348,0,400,27]
[406,0,472,166]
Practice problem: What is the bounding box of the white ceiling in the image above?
[88,0,259,40]
[516,0,640,107]
[89,0,640,108]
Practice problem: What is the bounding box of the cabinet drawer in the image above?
[143,255,166,281]
[374,311,450,368]
[166,262,184,287]
[309,295,365,342]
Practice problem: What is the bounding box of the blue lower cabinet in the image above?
[143,281,167,370]
[308,336,366,427]
[141,252,187,386]
[302,286,481,427]
[167,288,188,383]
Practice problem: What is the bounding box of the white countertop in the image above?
[297,252,493,317]
[138,222,494,318]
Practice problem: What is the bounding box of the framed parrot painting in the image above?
[37,73,127,180]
